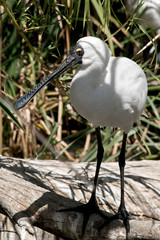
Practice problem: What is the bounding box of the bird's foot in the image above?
[58,195,106,237]
[116,207,134,239]
[101,206,135,240]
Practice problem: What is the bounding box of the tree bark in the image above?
[0,155,160,240]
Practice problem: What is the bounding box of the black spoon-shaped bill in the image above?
[14,44,84,110]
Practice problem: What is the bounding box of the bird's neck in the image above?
[73,64,107,88]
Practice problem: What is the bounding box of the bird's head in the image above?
[14,36,111,110]
[77,36,111,69]
[54,36,111,71]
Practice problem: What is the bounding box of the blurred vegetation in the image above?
[0,0,160,162]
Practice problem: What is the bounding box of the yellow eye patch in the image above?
[76,48,83,55]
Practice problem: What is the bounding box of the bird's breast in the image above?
[70,57,147,133]
[70,72,129,130]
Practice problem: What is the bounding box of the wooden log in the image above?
[0,155,160,240]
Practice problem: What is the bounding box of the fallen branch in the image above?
[0,155,160,239]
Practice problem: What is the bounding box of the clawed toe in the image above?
[58,196,107,237]
[98,207,135,240]
[58,200,135,240]
[117,208,133,239]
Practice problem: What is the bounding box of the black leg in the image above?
[119,132,127,211]
[91,126,104,198]
[117,132,134,239]
[58,127,106,236]
[100,132,134,240]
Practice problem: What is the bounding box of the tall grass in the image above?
[0,0,159,161]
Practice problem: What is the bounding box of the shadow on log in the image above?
[0,155,160,239]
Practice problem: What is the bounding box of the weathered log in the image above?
[0,155,160,240]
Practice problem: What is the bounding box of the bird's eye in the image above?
[76,48,83,56]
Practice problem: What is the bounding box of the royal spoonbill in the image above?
[126,0,160,34]
[14,36,148,239]
[126,0,160,60]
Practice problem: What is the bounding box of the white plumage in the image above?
[70,36,147,133]
[126,0,160,34]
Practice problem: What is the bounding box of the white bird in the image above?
[14,36,148,239]
[126,0,160,34]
